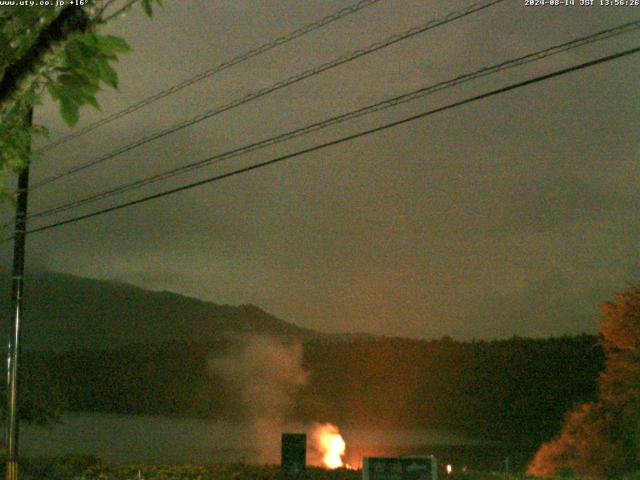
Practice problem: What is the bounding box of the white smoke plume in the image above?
[211,335,308,463]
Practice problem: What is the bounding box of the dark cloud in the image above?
[1,0,638,339]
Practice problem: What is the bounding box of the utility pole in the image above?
[5,109,32,480]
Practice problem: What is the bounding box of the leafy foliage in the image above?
[299,335,602,445]
[47,33,131,126]
[528,285,640,478]
[9,455,102,480]
[0,7,60,79]
[0,0,163,199]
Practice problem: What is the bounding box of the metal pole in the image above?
[5,110,31,480]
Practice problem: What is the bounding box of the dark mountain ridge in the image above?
[0,269,319,351]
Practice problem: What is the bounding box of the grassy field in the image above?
[3,458,359,480]
[3,456,636,480]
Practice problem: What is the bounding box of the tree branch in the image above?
[95,0,120,22]
[100,0,141,24]
[0,6,91,110]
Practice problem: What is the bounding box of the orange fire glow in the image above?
[311,423,346,469]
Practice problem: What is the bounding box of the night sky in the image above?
[1,0,638,340]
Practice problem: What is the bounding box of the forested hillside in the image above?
[299,335,602,444]
[17,335,603,448]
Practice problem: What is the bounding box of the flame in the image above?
[311,423,346,469]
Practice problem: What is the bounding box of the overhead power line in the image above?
[18,19,640,224]
[10,44,638,241]
[30,0,506,191]
[35,0,385,154]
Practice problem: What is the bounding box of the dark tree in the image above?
[528,285,640,478]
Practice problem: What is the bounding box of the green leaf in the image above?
[75,56,101,79]
[76,40,100,61]
[60,99,79,126]
[86,95,101,110]
[22,90,42,106]
[94,34,131,55]
[58,73,99,95]
[142,0,153,17]
[47,82,63,101]
[97,58,118,88]
[53,75,100,112]
[57,76,88,104]
[57,73,83,88]
[63,40,83,69]
[74,34,99,48]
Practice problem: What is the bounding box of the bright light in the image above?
[311,423,346,469]
[446,464,453,475]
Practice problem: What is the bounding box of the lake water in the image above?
[20,413,483,466]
